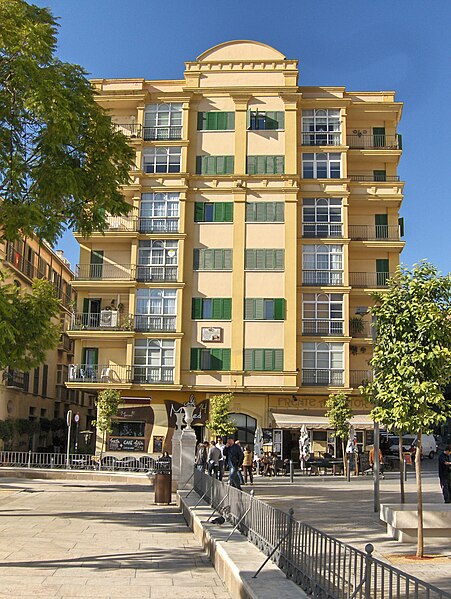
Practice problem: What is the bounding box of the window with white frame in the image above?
[302,293,343,335]
[135,289,176,332]
[142,147,182,173]
[144,103,183,140]
[133,339,175,384]
[137,240,178,282]
[302,342,344,385]
[302,244,343,285]
[139,193,179,233]
[302,109,341,146]
[302,198,343,238]
[302,153,341,179]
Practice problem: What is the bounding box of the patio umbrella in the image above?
[253,426,264,462]
[299,424,310,470]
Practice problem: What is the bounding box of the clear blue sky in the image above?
[35,0,451,274]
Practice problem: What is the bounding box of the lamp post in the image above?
[66,410,73,468]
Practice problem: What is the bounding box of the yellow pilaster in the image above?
[232,96,249,175]
[231,189,246,371]
[284,192,298,373]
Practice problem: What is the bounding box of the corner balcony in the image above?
[347,134,402,150]
[349,174,400,183]
[349,319,373,338]
[75,264,134,281]
[350,369,373,387]
[302,271,344,286]
[302,320,344,336]
[348,225,401,241]
[349,272,392,288]
[68,364,174,385]
[301,369,344,386]
[301,132,342,146]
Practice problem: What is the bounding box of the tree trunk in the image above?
[399,431,405,504]
[416,430,424,558]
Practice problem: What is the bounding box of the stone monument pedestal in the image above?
[171,412,184,483]
[179,428,197,488]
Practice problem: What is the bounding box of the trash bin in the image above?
[154,463,172,505]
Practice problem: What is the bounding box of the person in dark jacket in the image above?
[223,438,243,489]
[438,444,451,503]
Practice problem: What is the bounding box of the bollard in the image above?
[364,543,374,599]
[289,459,294,483]
[27,451,31,469]
[51,457,54,469]
[404,457,408,482]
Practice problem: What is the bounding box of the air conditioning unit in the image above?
[355,306,369,316]
[99,310,118,327]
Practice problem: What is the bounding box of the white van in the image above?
[411,435,437,459]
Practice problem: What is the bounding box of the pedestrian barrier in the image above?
[193,470,451,599]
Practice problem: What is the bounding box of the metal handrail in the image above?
[302,223,343,238]
[143,126,182,140]
[302,271,344,286]
[75,264,134,280]
[302,320,344,336]
[350,370,374,387]
[69,313,134,331]
[301,132,342,146]
[192,471,451,599]
[301,369,344,386]
[349,272,393,288]
[347,134,401,149]
[349,225,400,241]
[349,175,401,182]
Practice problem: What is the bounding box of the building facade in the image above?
[67,40,404,458]
[0,239,95,451]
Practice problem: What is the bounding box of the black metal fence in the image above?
[192,470,450,599]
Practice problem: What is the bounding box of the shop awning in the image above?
[270,411,374,430]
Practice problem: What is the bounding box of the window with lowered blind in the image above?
[194,202,233,222]
[247,155,284,175]
[197,112,235,131]
[247,111,284,130]
[245,249,284,270]
[244,349,284,371]
[244,299,285,320]
[192,298,232,320]
[193,249,232,270]
[196,156,234,175]
[190,348,231,371]
[245,202,284,222]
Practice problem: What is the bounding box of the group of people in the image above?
[194,438,255,490]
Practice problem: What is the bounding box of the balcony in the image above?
[301,369,344,386]
[134,315,176,332]
[68,364,132,383]
[4,369,29,391]
[302,224,343,238]
[75,264,134,281]
[347,134,401,150]
[349,174,400,183]
[349,319,373,338]
[104,215,137,232]
[138,218,179,234]
[70,313,134,331]
[349,272,392,288]
[58,333,73,352]
[302,320,344,336]
[135,266,177,282]
[113,123,142,138]
[348,225,401,241]
[132,367,174,384]
[302,271,344,286]
[143,126,182,141]
[301,132,341,146]
[350,369,373,387]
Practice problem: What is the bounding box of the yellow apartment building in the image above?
[67,40,404,459]
[0,239,95,451]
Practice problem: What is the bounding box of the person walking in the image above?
[207,440,221,479]
[438,444,451,503]
[235,439,245,485]
[223,438,242,489]
[369,445,385,479]
[242,445,254,484]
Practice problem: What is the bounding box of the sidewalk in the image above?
[0,477,231,599]
[250,459,450,594]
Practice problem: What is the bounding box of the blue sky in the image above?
[35,0,451,274]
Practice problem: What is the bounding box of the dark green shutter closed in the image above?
[196,156,202,174]
[244,349,253,370]
[244,299,254,320]
[376,259,389,287]
[190,348,201,370]
[223,203,233,222]
[214,203,225,222]
[83,298,89,315]
[194,203,204,222]
[274,350,284,371]
[398,217,404,237]
[274,299,285,320]
[212,299,223,319]
[375,214,388,239]
[223,298,232,319]
[192,298,202,319]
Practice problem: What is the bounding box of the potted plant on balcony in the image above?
[349,316,364,336]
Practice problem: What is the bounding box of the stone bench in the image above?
[380,503,451,542]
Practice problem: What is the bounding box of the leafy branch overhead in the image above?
[0,0,134,243]
[206,393,237,438]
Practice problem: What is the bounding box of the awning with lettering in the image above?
[270,411,374,430]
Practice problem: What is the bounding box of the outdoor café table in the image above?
[328,459,344,475]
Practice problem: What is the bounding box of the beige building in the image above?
[0,238,95,451]
[67,40,404,458]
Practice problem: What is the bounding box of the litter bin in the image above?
[154,461,172,505]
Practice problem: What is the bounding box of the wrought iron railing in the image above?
[347,134,401,150]
[350,370,373,387]
[143,126,182,140]
[302,320,344,336]
[301,132,342,146]
[302,271,344,286]
[138,218,179,233]
[75,264,134,280]
[134,315,176,332]
[349,175,401,183]
[135,265,178,282]
[349,272,392,288]
[192,471,450,599]
[113,123,142,138]
[70,313,134,331]
[349,320,373,338]
[67,364,175,385]
[348,225,400,241]
[4,370,29,391]
[132,366,174,384]
[302,224,343,238]
[302,369,344,386]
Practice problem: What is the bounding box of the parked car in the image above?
[388,435,416,457]
[411,435,437,459]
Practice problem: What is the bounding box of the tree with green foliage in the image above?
[92,389,121,458]
[0,0,134,243]
[362,261,451,558]
[206,393,237,439]
[0,270,60,370]
[326,392,352,475]
[0,419,13,449]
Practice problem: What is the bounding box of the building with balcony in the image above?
[67,40,404,458]
[0,239,95,451]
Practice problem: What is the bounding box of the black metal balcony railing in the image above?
[301,131,341,146]
[68,364,132,383]
[138,218,179,233]
[302,369,344,386]
[349,174,401,182]
[143,126,182,141]
[70,313,134,331]
[302,271,344,286]
[350,369,373,387]
[348,225,401,241]
[4,370,29,391]
[349,320,373,338]
[135,266,178,282]
[302,320,344,336]
[132,367,174,384]
[347,134,401,150]
[134,315,176,332]
[349,272,392,288]
[302,224,343,238]
[113,123,142,138]
[75,264,134,280]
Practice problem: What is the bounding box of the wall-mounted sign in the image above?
[201,327,222,342]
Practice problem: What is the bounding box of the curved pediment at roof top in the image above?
[196,40,287,62]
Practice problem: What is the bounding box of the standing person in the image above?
[369,445,385,479]
[235,439,245,485]
[195,441,207,472]
[223,438,242,489]
[207,440,221,479]
[216,437,225,481]
[438,444,451,503]
[242,445,254,484]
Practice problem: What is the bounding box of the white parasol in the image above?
[253,426,264,462]
[299,424,310,469]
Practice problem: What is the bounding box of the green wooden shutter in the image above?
[266,203,275,222]
[247,156,256,175]
[265,112,278,130]
[263,350,274,370]
[207,156,216,175]
[193,249,200,270]
[244,299,254,320]
[245,249,255,270]
[216,112,227,130]
[190,348,201,370]
[223,298,232,319]
[274,349,284,371]
[373,170,386,182]
[244,349,253,370]
[375,214,388,239]
[255,203,266,222]
[257,156,267,174]
[373,127,386,147]
[274,299,285,320]
[256,250,265,270]
[276,112,284,129]
[275,250,285,270]
[254,299,264,320]
[192,298,202,319]
[194,202,205,222]
[376,259,389,272]
[205,112,216,130]
[227,112,235,130]
[212,298,223,319]
[245,202,253,222]
[223,249,232,270]
[398,217,405,237]
[214,203,225,222]
[90,250,103,279]
[223,203,233,222]
[275,156,284,174]
[376,259,389,286]
[195,156,202,174]
[83,298,89,315]
[225,156,234,174]
[254,349,264,370]
[197,112,205,130]
[221,349,231,371]
[209,349,221,370]
[203,249,213,269]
